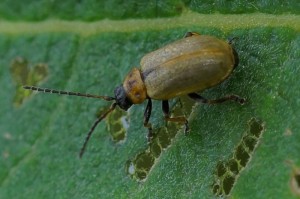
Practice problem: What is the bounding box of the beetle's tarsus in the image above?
[184,121,190,135]
[162,100,189,133]
[144,99,153,142]
[229,95,246,105]
[238,97,246,105]
[147,127,154,142]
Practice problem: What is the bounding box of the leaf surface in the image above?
[0,1,299,198]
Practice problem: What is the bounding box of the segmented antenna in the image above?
[79,102,117,158]
[23,85,115,101]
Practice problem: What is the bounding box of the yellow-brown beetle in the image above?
[24,32,245,157]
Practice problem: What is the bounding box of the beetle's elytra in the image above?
[23,32,245,157]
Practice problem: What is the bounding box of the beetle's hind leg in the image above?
[188,93,246,104]
[162,100,189,134]
[228,37,239,45]
[144,99,153,142]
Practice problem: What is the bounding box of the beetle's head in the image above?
[232,47,239,69]
[114,85,133,111]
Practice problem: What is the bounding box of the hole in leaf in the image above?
[227,158,239,175]
[156,127,172,148]
[289,165,300,196]
[235,144,250,167]
[126,161,135,175]
[243,135,258,152]
[29,63,48,84]
[126,98,195,181]
[10,57,29,84]
[216,162,227,177]
[127,151,155,181]
[135,152,155,172]
[223,175,235,195]
[284,128,292,136]
[248,118,264,138]
[136,170,147,180]
[212,184,221,195]
[104,107,128,143]
[10,57,48,107]
[212,117,265,197]
[295,174,300,187]
[175,96,195,116]
[149,140,162,158]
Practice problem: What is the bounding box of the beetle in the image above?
[23,32,245,158]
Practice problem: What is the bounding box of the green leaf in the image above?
[0,1,300,198]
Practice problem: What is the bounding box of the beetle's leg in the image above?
[188,93,246,104]
[228,37,239,45]
[184,32,200,38]
[162,100,189,134]
[144,98,153,142]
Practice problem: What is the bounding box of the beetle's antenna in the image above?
[23,85,115,101]
[79,102,117,158]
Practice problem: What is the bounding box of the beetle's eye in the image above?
[114,85,133,111]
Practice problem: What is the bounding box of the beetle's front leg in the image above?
[188,93,246,104]
[162,100,189,134]
[144,98,153,142]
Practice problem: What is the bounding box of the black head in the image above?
[114,85,133,111]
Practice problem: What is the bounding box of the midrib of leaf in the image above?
[0,11,299,36]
